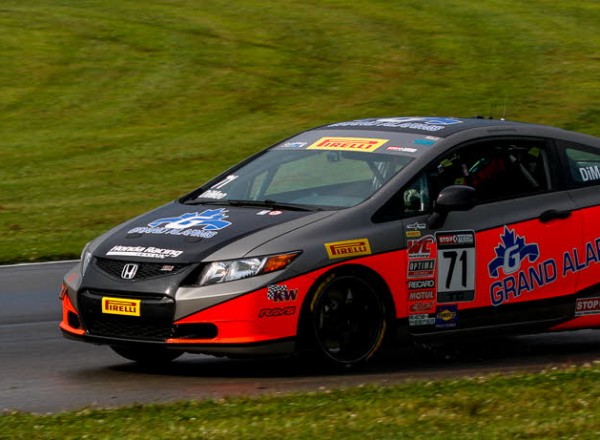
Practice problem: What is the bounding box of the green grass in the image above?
[3,364,600,439]
[2,0,600,263]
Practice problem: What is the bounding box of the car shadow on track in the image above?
[106,330,600,379]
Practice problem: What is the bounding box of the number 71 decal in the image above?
[436,231,476,303]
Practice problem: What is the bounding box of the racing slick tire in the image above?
[110,345,182,365]
[305,270,390,366]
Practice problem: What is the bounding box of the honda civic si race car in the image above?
[60,116,600,366]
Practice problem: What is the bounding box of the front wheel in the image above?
[110,345,182,365]
[308,273,388,366]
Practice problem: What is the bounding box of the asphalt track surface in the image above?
[3,262,600,414]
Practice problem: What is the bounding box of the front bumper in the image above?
[59,270,319,357]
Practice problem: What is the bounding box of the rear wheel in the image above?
[308,273,388,366]
[110,345,182,365]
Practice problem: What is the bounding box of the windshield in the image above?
[186,147,413,209]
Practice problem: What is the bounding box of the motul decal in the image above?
[408,290,434,301]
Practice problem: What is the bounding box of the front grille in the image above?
[95,257,187,280]
[78,291,175,341]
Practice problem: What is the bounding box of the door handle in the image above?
[539,209,572,223]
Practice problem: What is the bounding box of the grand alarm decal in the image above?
[128,209,232,239]
[488,228,600,306]
[489,227,556,306]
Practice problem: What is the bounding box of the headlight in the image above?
[80,243,92,276]
[198,252,300,286]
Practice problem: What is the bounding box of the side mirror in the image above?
[428,185,476,229]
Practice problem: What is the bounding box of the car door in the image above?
[554,140,600,324]
[401,137,581,335]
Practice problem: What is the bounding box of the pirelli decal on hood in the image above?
[325,238,372,259]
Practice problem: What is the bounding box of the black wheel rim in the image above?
[312,276,385,364]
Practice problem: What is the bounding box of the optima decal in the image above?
[325,238,372,259]
[102,297,141,317]
[408,259,435,278]
[307,137,388,153]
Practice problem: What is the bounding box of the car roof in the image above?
[313,117,562,138]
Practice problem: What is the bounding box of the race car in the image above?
[59,116,600,366]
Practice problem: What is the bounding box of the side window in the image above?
[401,139,551,217]
[563,143,600,185]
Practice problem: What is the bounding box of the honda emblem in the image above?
[121,263,139,280]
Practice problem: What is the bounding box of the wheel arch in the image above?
[296,263,396,351]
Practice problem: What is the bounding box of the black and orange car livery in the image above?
[60,117,600,365]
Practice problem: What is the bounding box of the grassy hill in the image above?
[2,0,600,263]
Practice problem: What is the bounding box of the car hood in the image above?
[93,202,334,263]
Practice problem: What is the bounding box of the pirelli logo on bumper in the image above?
[325,238,372,259]
[101,297,141,317]
[307,137,388,152]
